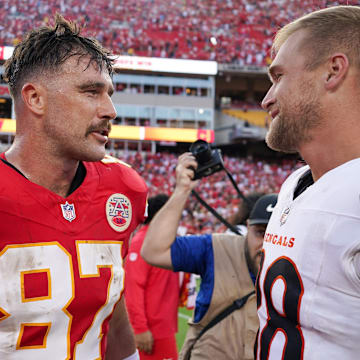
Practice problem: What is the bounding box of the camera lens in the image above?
[189,140,212,164]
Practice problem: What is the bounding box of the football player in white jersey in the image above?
[256,5,360,360]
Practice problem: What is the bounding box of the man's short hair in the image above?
[273,5,360,71]
[3,13,114,98]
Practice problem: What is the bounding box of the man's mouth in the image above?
[90,128,109,142]
[270,110,279,119]
[98,129,109,137]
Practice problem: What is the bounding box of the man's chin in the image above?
[80,148,106,162]
[265,132,298,154]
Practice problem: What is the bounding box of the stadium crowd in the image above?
[0,0,356,65]
[115,151,300,234]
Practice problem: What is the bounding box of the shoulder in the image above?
[212,233,244,244]
[278,160,360,218]
[308,159,360,217]
[100,154,133,168]
[172,234,213,260]
[86,155,147,194]
[0,156,27,194]
[175,234,213,247]
[211,233,246,259]
[282,165,310,189]
[275,165,309,205]
[171,234,214,274]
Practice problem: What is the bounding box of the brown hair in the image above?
[273,5,360,70]
[4,13,114,98]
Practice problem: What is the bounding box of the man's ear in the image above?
[21,82,46,115]
[324,53,349,91]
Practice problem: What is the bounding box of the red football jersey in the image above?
[0,154,148,359]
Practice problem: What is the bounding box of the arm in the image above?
[124,234,154,354]
[141,152,198,269]
[105,297,137,360]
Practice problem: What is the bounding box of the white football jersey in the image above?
[256,159,360,360]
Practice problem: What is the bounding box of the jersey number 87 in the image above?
[0,241,123,360]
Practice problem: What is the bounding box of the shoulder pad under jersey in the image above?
[101,154,132,168]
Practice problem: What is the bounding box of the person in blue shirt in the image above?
[141,153,277,360]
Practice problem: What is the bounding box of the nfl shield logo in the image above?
[60,201,76,222]
[280,207,290,226]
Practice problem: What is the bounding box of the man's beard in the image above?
[265,84,323,153]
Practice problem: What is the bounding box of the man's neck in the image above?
[299,124,360,181]
[5,144,80,197]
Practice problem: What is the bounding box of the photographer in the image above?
[141,153,277,360]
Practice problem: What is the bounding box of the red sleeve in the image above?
[124,228,151,334]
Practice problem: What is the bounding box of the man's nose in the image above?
[261,85,275,111]
[99,94,117,121]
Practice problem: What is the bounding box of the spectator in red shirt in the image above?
[125,194,180,360]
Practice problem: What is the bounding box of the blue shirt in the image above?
[171,233,255,323]
[171,234,214,323]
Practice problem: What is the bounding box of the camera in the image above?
[189,140,224,179]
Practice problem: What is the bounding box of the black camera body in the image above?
[189,140,224,179]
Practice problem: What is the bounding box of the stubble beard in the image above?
[265,86,323,154]
[43,117,111,162]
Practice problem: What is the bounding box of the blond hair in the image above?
[273,5,360,70]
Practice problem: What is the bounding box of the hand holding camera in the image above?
[175,153,199,195]
[189,140,225,180]
[182,140,248,235]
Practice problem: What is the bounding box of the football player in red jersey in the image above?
[1,14,147,360]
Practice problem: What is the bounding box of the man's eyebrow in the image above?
[77,81,114,96]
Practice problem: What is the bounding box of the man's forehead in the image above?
[61,55,110,77]
[270,31,308,72]
[279,30,307,59]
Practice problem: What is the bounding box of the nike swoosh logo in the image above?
[266,204,275,212]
